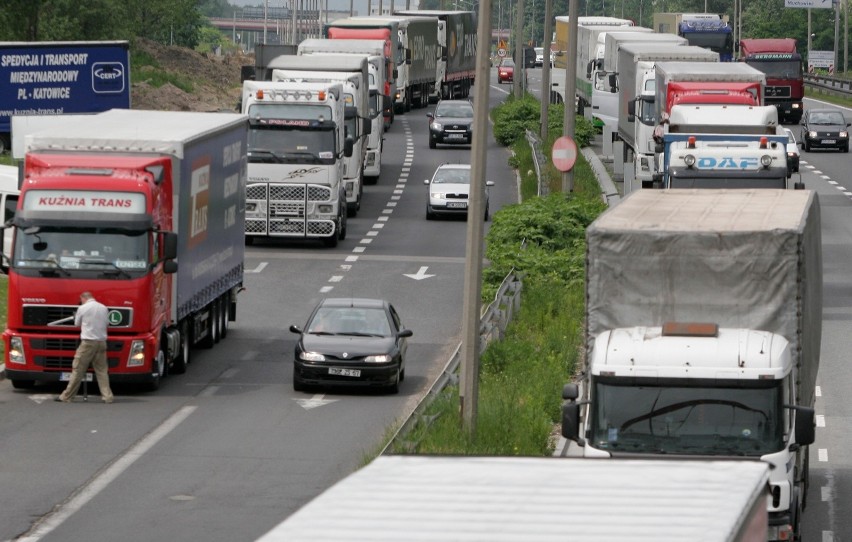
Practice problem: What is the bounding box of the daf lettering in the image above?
[696,156,759,169]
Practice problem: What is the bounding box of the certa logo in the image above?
[696,157,759,169]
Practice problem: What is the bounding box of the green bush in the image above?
[491,95,596,148]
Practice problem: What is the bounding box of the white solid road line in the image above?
[18,405,197,541]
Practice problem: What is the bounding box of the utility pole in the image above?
[514,0,525,98]
[836,0,841,74]
[460,0,494,435]
[561,0,579,192]
[541,0,552,140]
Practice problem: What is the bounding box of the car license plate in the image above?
[447,202,468,209]
[447,134,465,139]
[822,139,836,144]
[60,372,93,382]
[328,367,361,377]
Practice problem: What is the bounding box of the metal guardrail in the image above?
[526,129,549,197]
[383,271,524,454]
[804,74,852,99]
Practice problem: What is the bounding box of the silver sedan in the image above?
[424,163,494,221]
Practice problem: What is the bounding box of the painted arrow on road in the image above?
[403,266,435,280]
[294,394,339,410]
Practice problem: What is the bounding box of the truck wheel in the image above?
[172,321,190,374]
[199,307,216,349]
[429,137,436,149]
[338,210,347,241]
[323,233,339,248]
[211,299,221,344]
[148,347,166,391]
[219,295,229,340]
[11,379,35,390]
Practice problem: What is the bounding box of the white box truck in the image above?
[297,38,386,182]
[562,188,821,542]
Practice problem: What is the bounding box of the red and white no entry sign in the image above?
[552,135,577,172]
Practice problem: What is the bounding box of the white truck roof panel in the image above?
[298,38,387,55]
[23,109,247,159]
[655,61,766,82]
[619,43,719,62]
[258,455,769,541]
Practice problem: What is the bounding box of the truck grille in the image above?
[247,182,335,239]
[766,86,791,98]
[23,305,132,328]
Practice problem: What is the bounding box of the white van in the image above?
[0,164,20,262]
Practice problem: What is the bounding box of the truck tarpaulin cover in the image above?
[585,189,822,407]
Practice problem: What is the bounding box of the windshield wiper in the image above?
[17,259,71,276]
[620,398,769,433]
[337,331,384,337]
[77,260,132,278]
[248,149,285,163]
[282,151,323,163]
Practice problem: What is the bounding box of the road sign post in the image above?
[552,135,578,172]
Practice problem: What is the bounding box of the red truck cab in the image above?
[739,38,803,123]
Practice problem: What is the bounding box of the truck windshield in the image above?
[248,124,336,165]
[13,227,148,276]
[683,33,733,58]
[744,59,802,79]
[590,378,784,456]
[638,96,656,125]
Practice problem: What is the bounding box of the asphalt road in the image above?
[0,71,518,542]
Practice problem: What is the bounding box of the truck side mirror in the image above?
[162,232,178,260]
[163,260,177,274]
[561,383,582,442]
[344,136,354,158]
[405,49,412,65]
[393,68,398,80]
[562,402,581,442]
[362,118,371,136]
[792,405,815,446]
[441,46,448,61]
[627,100,636,122]
[586,60,593,79]
[608,73,618,92]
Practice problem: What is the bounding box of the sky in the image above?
[227,0,422,15]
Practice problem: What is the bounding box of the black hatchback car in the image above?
[289,298,412,393]
[800,108,850,152]
[427,99,474,149]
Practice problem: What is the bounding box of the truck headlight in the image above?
[128,340,145,367]
[318,204,333,213]
[760,155,773,167]
[8,336,25,364]
[683,154,696,167]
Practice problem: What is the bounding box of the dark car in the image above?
[289,298,412,393]
[497,58,514,84]
[800,108,850,152]
[427,99,474,149]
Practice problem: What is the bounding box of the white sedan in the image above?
[424,163,494,220]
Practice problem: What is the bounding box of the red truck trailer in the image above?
[739,38,804,123]
[2,109,247,390]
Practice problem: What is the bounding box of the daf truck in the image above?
[3,109,247,390]
[562,188,821,541]
[617,43,719,192]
